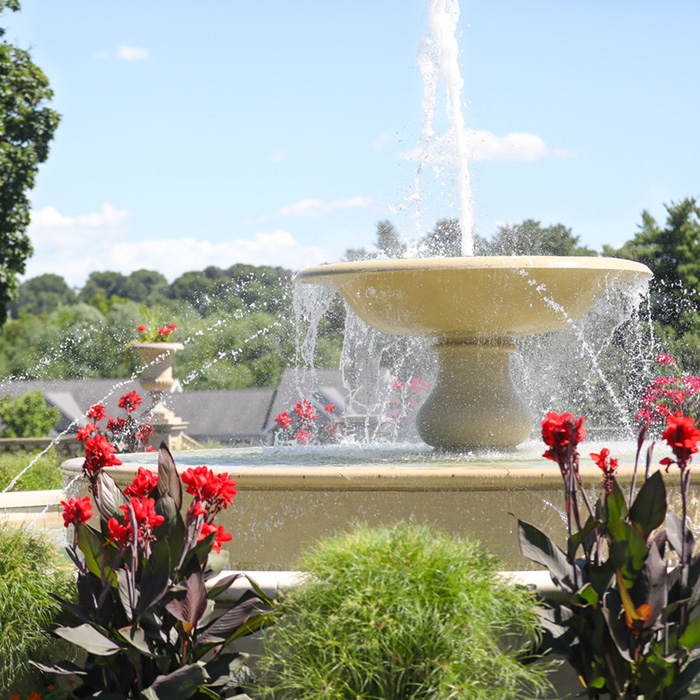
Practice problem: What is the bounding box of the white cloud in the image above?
[24,204,331,286]
[401,128,575,163]
[280,196,373,218]
[115,46,150,61]
[268,150,285,163]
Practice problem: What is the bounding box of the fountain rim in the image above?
[295,255,653,282]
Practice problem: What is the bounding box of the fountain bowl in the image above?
[297,256,652,450]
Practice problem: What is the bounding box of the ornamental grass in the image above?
[0,524,74,693]
[252,521,553,700]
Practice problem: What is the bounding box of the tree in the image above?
[10,272,75,316]
[604,199,700,336]
[78,271,128,304]
[476,219,597,257]
[123,269,168,304]
[424,218,462,257]
[0,0,60,326]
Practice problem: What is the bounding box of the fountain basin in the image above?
[297,256,652,449]
[61,444,692,571]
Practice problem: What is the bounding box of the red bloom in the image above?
[295,428,312,444]
[590,447,618,494]
[293,399,317,422]
[61,496,92,528]
[324,404,336,413]
[408,377,429,393]
[198,522,233,553]
[661,412,700,469]
[157,327,172,336]
[135,424,154,445]
[167,323,177,330]
[137,324,147,333]
[275,411,292,430]
[83,434,121,474]
[106,416,127,435]
[76,423,98,443]
[87,403,106,421]
[656,353,676,365]
[108,497,164,545]
[541,412,586,465]
[118,390,142,413]
[124,467,158,498]
[182,465,237,515]
[107,516,130,544]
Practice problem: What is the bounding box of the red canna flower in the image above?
[199,522,233,553]
[541,412,585,466]
[61,496,93,527]
[661,412,700,470]
[275,411,292,430]
[124,467,158,498]
[87,403,106,421]
[137,324,147,332]
[83,434,121,474]
[76,423,98,443]
[656,353,676,365]
[118,390,142,413]
[590,447,618,494]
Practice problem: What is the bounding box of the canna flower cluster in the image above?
[274,398,338,445]
[637,353,700,429]
[387,377,433,438]
[46,444,270,699]
[77,390,154,462]
[519,409,700,698]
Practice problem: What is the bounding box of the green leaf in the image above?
[55,623,125,656]
[608,520,649,584]
[117,624,162,658]
[204,653,252,688]
[78,522,116,585]
[567,518,599,563]
[142,663,208,700]
[629,470,666,540]
[680,615,700,649]
[29,659,87,676]
[199,594,267,645]
[607,479,628,523]
[206,572,242,600]
[572,582,599,607]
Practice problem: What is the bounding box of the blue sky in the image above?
[4,0,700,286]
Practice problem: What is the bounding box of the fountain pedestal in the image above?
[417,341,532,450]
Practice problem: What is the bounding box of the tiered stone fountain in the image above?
[62,254,655,570]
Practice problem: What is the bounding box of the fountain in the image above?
[296,256,652,450]
[60,1,659,573]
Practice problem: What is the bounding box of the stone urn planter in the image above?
[129,342,189,449]
[130,342,184,393]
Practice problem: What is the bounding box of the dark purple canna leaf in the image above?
[142,663,208,700]
[157,443,182,509]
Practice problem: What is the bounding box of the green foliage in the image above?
[254,521,552,700]
[8,273,76,317]
[605,198,700,337]
[0,447,63,491]
[476,219,597,256]
[0,524,74,693]
[0,0,60,326]
[0,390,60,437]
[39,446,273,699]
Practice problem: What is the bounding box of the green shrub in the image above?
[0,524,74,693]
[253,521,552,700]
[0,390,60,438]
